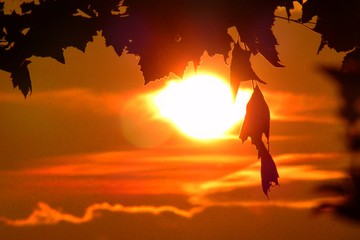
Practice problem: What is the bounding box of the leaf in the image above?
[240,85,278,196]
[123,0,233,83]
[10,60,32,97]
[230,42,265,101]
[302,0,360,52]
[25,1,97,56]
[240,85,270,144]
[257,140,279,197]
[277,0,303,19]
[341,47,360,73]
[234,0,284,68]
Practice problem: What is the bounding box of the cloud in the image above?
[3,148,255,195]
[3,150,348,199]
[0,82,174,167]
[185,160,346,195]
[1,195,346,227]
[1,202,203,226]
[0,152,348,227]
[183,152,347,206]
[265,91,340,123]
[2,200,358,240]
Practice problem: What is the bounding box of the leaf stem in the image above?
[274,15,316,31]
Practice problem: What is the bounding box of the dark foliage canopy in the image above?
[0,0,296,97]
[1,0,359,96]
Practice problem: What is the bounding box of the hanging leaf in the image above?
[11,60,32,98]
[240,85,270,143]
[230,42,266,101]
[257,140,279,197]
[240,85,278,196]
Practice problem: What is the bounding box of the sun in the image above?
[152,74,251,140]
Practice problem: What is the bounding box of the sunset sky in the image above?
[0,4,359,240]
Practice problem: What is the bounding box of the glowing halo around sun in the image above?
[152,74,252,140]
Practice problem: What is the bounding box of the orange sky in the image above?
[0,5,359,240]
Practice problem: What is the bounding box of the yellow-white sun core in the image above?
[152,74,251,140]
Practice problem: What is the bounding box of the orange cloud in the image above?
[186,164,345,196]
[1,202,203,226]
[184,153,347,206]
[264,91,340,123]
[1,195,345,227]
[10,151,347,197]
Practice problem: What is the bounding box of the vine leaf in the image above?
[240,85,270,144]
[240,85,278,196]
[230,42,265,101]
[302,0,360,52]
[277,0,303,19]
[233,0,284,68]
[11,60,32,97]
[258,140,279,197]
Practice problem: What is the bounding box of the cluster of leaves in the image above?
[0,0,123,96]
[0,0,292,97]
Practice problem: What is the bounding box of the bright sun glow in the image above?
[152,74,252,140]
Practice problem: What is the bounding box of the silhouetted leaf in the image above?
[277,0,303,19]
[240,85,270,144]
[342,47,360,73]
[234,0,284,68]
[230,42,265,101]
[24,0,97,56]
[123,0,234,83]
[10,60,32,97]
[257,140,279,197]
[302,0,360,52]
[240,85,278,196]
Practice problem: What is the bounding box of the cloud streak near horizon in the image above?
[1,193,346,227]
[0,150,349,227]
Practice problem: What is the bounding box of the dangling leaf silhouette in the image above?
[257,140,279,197]
[240,85,278,196]
[240,85,270,144]
[230,42,265,101]
[10,60,32,97]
